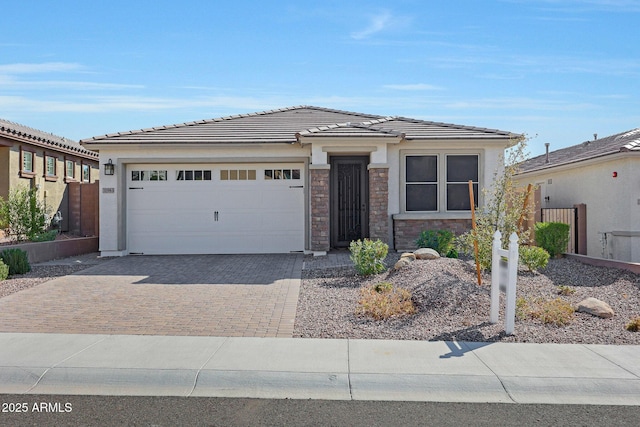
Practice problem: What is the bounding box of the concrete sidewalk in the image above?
[1,333,639,405]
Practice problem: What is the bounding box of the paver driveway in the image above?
[0,254,303,337]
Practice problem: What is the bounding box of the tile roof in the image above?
[519,128,640,174]
[81,106,517,146]
[0,118,98,159]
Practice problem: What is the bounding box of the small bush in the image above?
[0,248,31,276]
[357,283,415,320]
[557,285,576,296]
[517,297,574,327]
[626,317,640,332]
[349,239,388,276]
[535,222,570,258]
[30,229,58,242]
[0,260,8,281]
[519,245,550,272]
[416,230,455,257]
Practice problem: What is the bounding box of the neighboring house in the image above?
[80,106,518,256]
[517,129,640,263]
[0,119,100,233]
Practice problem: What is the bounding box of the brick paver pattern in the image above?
[0,254,302,337]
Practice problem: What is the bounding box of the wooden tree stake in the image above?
[469,180,482,286]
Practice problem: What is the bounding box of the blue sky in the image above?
[1,0,638,156]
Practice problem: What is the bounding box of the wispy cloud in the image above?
[0,62,84,74]
[350,11,409,40]
[383,83,444,91]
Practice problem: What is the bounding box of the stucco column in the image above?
[310,166,330,252]
[368,164,389,244]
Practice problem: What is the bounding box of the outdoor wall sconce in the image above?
[104,159,115,176]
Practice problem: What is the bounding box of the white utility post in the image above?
[490,231,519,335]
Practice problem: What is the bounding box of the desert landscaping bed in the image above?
[294,255,640,345]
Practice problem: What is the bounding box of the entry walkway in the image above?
[0,254,302,337]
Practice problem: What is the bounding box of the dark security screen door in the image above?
[330,156,369,247]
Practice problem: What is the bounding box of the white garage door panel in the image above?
[127,163,305,254]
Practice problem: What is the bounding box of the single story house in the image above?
[517,128,640,263]
[0,119,100,234]
[80,106,518,256]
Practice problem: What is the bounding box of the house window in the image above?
[405,155,438,211]
[82,164,91,182]
[65,160,75,179]
[446,155,478,211]
[45,156,57,177]
[403,153,479,212]
[22,150,34,173]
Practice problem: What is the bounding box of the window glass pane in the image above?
[46,157,56,175]
[447,155,478,182]
[406,156,437,182]
[204,170,212,180]
[132,171,140,181]
[159,171,167,181]
[239,170,247,180]
[176,171,184,180]
[447,183,478,210]
[83,165,90,181]
[66,161,74,177]
[265,170,272,180]
[185,170,193,180]
[150,171,159,181]
[23,152,33,172]
[274,170,282,179]
[194,170,203,181]
[406,184,438,211]
[292,169,300,180]
[230,170,238,180]
[248,170,256,180]
[220,170,228,180]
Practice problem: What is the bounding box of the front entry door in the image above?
[330,156,369,248]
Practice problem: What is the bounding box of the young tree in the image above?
[457,136,535,271]
[0,186,49,242]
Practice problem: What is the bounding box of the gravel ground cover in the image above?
[295,255,640,344]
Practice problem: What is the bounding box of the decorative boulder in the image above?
[414,248,440,260]
[577,298,614,319]
[394,258,412,270]
[400,252,416,261]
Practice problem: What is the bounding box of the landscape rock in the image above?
[414,248,440,260]
[577,297,614,319]
[394,258,412,270]
[400,252,416,261]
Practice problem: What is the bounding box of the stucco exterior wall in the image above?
[517,154,640,262]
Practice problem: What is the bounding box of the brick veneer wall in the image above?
[394,218,472,250]
[368,166,389,244]
[310,168,330,251]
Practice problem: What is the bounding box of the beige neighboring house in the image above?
[0,119,100,234]
[517,129,640,263]
[80,106,518,256]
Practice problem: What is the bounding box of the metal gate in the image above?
[541,208,577,254]
[330,157,369,247]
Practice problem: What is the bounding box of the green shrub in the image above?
[29,229,58,242]
[535,222,570,258]
[0,248,31,276]
[0,260,8,281]
[415,229,455,257]
[0,186,49,242]
[519,245,550,272]
[349,239,388,276]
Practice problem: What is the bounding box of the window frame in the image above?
[64,158,76,182]
[44,154,58,181]
[445,154,479,212]
[401,150,482,214]
[81,163,91,183]
[19,146,36,178]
